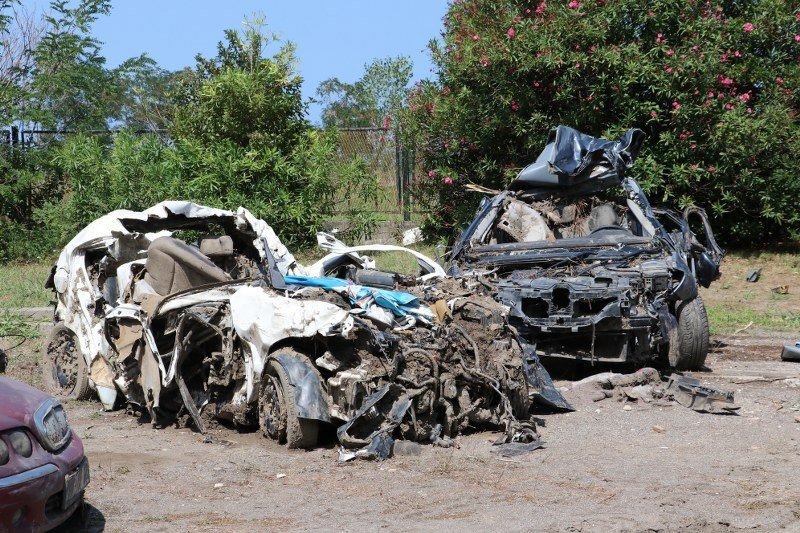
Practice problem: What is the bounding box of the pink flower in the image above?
[666,48,675,57]
[717,92,724,99]
[480,57,489,68]
[734,50,742,58]
[795,34,800,43]
[382,115,391,129]
[443,177,453,186]
[507,27,516,39]
[742,22,754,33]
[746,107,753,114]
[690,143,697,150]
[707,91,714,97]
[672,101,681,110]
[665,66,674,74]
[725,103,733,110]
[510,100,520,111]
[568,1,581,8]
[739,92,751,103]
[690,164,698,171]
[655,33,665,44]
[428,170,436,177]
[679,130,691,140]
[708,166,716,173]
[535,1,546,15]
[650,111,658,118]
[776,76,784,85]
[704,100,712,107]
[472,34,480,41]
[720,76,734,86]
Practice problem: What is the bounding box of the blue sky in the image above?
[20,0,449,123]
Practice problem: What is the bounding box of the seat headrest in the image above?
[200,235,234,257]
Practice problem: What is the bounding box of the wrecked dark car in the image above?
[42,202,567,458]
[450,126,724,371]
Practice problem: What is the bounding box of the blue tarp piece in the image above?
[284,275,421,317]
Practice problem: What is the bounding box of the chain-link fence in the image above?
[336,127,418,221]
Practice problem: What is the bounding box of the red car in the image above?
[0,377,89,531]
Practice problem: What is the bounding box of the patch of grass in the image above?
[706,304,800,334]
[0,262,53,308]
[294,244,440,276]
[0,309,40,340]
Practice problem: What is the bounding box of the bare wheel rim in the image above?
[259,374,286,441]
[49,329,79,394]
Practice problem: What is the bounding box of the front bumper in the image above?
[499,278,657,362]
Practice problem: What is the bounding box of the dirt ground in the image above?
[2,328,798,532]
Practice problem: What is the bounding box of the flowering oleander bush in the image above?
[402,0,800,245]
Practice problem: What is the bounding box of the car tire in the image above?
[42,323,92,400]
[258,356,318,449]
[673,296,710,371]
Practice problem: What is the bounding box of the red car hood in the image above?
[0,377,52,431]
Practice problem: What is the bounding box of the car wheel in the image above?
[672,296,710,371]
[258,356,318,449]
[42,323,92,400]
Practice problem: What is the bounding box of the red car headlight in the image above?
[8,430,32,458]
[32,398,72,452]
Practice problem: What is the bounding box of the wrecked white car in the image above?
[42,202,565,456]
[450,126,724,371]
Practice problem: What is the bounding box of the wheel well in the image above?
[267,338,321,361]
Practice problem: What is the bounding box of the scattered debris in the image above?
[569,368,739,414]
[665,375,739,414]
[745,268,761,282]
[781,343,800,362]
[733,321,754,335]
[491,438,545,457]
[772,285,789,295]
[276,473,286,479]
[652,425,666,433]
[401,227,423,246]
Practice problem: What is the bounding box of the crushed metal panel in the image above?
[665,375,739,414]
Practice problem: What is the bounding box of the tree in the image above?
[0,1,43,124]
[402,0,800,245]
[317,56,413,128]
[47,19,380,249]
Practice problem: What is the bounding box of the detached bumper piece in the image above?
[666,375,739,414]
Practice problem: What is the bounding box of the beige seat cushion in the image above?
[144,237,230,296]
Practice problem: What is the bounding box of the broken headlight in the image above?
[33,398,72,452]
